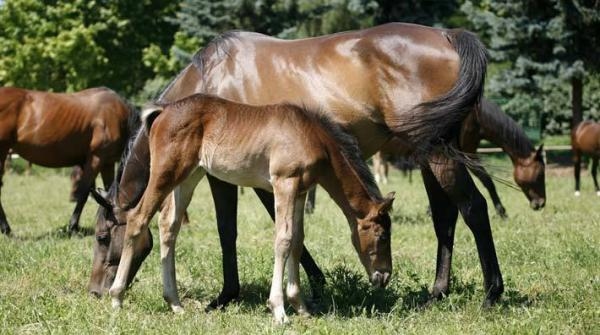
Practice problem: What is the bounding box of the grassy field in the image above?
[0,157,598,334]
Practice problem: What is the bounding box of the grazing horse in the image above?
[92,94,395,323]
[460,98,545,216]
[572,120,600,196]
[371,98,546,217]
[88,23,504,309]
[0,87,133,235]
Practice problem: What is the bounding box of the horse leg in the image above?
[421,166,458,301]
[305,186,316,214]
[206,175,241,310]
[286,192,310,317]
[0,147,11,235]
[428,154,504,307]
[469,165,507,219]
[68,155,101,233]
[253,187,326,303]
[110,149,195,308]
[592,157,600,196]
[109,190,165,308]
[268,177,301,324]
[574,150,582,196]
[100,163,115,189]
[158,169,205,312]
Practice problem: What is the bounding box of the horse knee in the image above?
[275,234,292,256]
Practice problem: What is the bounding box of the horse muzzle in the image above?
[370,270,391,288]
[530,198,546,210]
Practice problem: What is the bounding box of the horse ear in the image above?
[378,191,396,215]
[90,187,112,210]
[141,105,163,134]
[536,143,544,159]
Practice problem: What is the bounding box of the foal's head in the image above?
[513,144,546,210]
[88,187,153,297]
[351,192,395,288]
[87,129,153,297]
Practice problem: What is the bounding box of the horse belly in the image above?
[199,152,273,191]
[13,140,88,167]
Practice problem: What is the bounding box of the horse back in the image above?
[150,96,328,191]
[196,23,461,156]
[9,87,130,167]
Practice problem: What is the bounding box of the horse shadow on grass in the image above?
[205,264,443,318]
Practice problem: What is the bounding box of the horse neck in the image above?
[117,129,151,210]
[317,138,380,220]
[477,106,534,162]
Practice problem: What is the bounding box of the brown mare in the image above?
[89,23,505,309]
[371,98,546,217]
[92,94,395,323]
[572,120,600,196]
[0,87,133,235]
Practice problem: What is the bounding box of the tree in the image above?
[0,0,177,95]
[462,0,600,135]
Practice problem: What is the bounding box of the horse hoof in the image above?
[171,305,185,314]
[111,298,123,309]
[272,306,289,325]
[575,191,581,197]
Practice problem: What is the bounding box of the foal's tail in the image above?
[389,29,488,159]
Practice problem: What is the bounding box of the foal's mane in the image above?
[478,99,534,157]
[292,105,383,201]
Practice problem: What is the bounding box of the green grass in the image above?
[0,158,598,334]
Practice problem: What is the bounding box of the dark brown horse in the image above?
[89,23,504,308]
[572,120,600,196]
[372,98,546,217]
[0,87,134,234]
[461,98,545,216]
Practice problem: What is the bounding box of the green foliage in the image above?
[462,0,600,135]
[0,0,177,95]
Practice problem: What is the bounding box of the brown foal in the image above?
[101,94,395,323]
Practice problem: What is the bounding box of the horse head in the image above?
[514,144,546,210]
[351,192,395,288]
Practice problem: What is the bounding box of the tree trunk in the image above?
[571,76,583,129]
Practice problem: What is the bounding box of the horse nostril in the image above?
[383,272,391,287]
[370,271,391,288]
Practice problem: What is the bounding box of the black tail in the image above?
[390,29,488,157]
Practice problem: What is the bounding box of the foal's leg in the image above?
[158,168,205,312]
[427,154,504,307]
[304,186,316,214]
[254,187,326,302]
[468,165,507,219]
[0,147,11,235]
[268,177,301,324]
[68,155,102,232]
[574,150,582,196]
[109,190,165,307]
[286,192,310,317]
[591,157,600,195]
